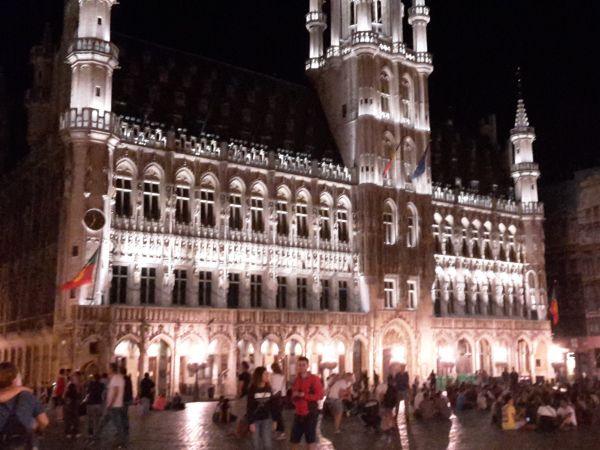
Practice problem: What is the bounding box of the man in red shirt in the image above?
[290,356,323,450]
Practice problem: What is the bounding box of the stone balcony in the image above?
[72,305,370,328]
[68,37,119,60]
[60,107,121,135]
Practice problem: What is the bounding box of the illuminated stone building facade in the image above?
[0,0,552,395]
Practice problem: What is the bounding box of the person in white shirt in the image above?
[94,363,127,448]
[557,398,577,429]
[327,373,353,433]
[270,362,287,440]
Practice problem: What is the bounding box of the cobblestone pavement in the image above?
[41,402,401,450]
[39,402,600,449]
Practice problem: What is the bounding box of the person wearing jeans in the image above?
[269,362,286,440]
[94,363,127,448]
[85,373,104,436]
[247,366,274,450]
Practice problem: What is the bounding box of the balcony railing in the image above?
[68,37,119,60]
[60,107,120,134]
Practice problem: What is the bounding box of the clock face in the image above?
[83,209,106,231]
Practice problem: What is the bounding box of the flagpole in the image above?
[90,245,102,305]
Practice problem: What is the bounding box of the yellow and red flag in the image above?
[61,248,99,291]
[382,142,401,177]
[549,283,559,326]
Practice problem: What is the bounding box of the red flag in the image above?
[60,248,99,291]
[382,142,401,177]
[549,283,559,326]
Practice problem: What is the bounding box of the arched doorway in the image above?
[456,339,473,375]
[535,341,548,379]
[517,339,530,375]
[208,337,230,397]
[494,341,509,376]
[260,339,280,370]
[147,339,172,396]
[238,339,256,368]
[178,337,208,397]
[114,339,141,395]
[436,341,455,377]
[352,339,367,380]
[284,339,303,380]
[382,329,408,381]
[478,339,492,375]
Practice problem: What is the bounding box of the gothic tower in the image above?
[510,98,539,203]
[58,0,120,358]
[306,0,433,192]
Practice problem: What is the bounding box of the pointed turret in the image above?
[510,73,540,203]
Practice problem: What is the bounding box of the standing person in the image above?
[120,367,133,440]
[94,363,126,448]
[0,362,49,449]
[247,366,274,450]
[234,361,252,438]
[377,375,397,432]
[269,362,286,440]
[139,373,155,416]
[428,371,436,391]
[509,367,519,391]
[85,374,104,437]
[327,373,353,434]
[394,366,409,417]
[63,380,81,438]
[501,367,510,387]
[52,368,66,421]
[290,356,323,450]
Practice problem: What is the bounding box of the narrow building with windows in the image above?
[0,0,552,396]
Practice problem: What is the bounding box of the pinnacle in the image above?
[514,99,530,129]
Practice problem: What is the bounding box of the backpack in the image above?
[383,384,398,409]
[0,393,32,449]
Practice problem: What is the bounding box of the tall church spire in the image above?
[510,70,539,203]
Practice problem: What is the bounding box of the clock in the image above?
[83,209,106,231]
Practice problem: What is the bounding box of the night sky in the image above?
[1,0,599,186]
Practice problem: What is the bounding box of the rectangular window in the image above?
[384,280,395,309]
[319,207,331,241]
[227,273,240,308]
[276,200,288,236]
[250,274,262,307]
[143,181,161,220]
[407,215,415,248]
[109,266,128,305]
[97,17,103,26]
[198,271,212,306]
[200,188,215,227]
[383,212,394,245]
[339,281,348,311]
[115,177,132,217]
[172,269,187,306]
[251,197,264,233]
[337,210,349,243]
[276,276,287,309]
[95,86,101,97]
[320,280,330,310]
[229,194,242,230]
[140,268,156,305]
[407,280,418,309]
[297,278,307,309]
[175,186,190,224]
[296,204,308,238]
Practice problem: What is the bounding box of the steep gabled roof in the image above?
[112,34,339,161]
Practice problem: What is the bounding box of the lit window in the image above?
[380,73,390,114]
[276,200,288,236]
[319,205,331,241]
[251,196,264,233]
[337,209,349,243]
[407,205,418,248]
[296,203,309,238]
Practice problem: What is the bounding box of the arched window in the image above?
[250,183,266,233]
[114,160,135,218]
[199,175,217,227]
[337,199,350,243]
[174,169,193,225]
[372,0,383,24]
[444,216,454,255]
[228,180,244,231]
[319,195,332,241]
[276,186,290,237]
[143,165,162,221]
[380,72,391,115]
[406,203,419,248]
[383,200,397,245]
[296,191,310,239]
[401,74,414,123]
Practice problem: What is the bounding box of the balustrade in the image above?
[68,37,119,59]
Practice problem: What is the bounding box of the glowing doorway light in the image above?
[438,346,455,363]
[493,346,508,363]
[391,345,406,364]
[548,344,566,364]
[260,340,279,355]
